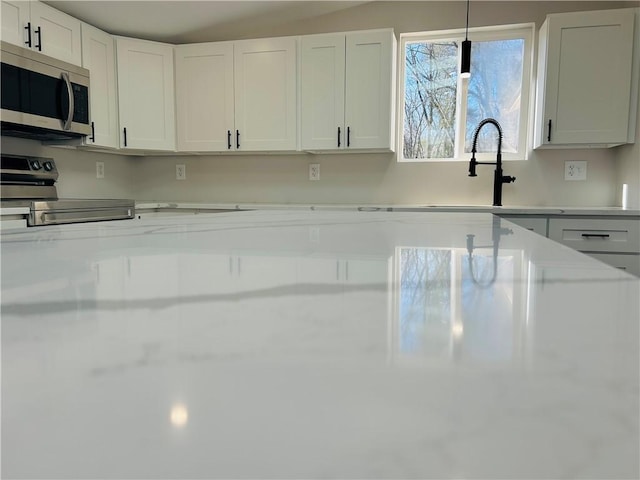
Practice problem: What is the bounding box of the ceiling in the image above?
[44,1,370,44]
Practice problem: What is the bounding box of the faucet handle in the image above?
[502,175,516,184]
[468,157,478,177]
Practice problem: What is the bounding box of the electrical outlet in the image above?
[309,163,320,181]
[96,161,104,179]
[176,164,186,180]
[565,161,587,181]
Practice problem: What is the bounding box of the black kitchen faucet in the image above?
[468,118,516,207]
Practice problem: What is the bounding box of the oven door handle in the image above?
[61,72,74,131]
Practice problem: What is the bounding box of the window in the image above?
[399,24,534,162]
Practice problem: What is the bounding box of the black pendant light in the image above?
[461,0,471,78]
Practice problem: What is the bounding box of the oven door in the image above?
[1,44,90,137]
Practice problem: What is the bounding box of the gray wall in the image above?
[3,1,639,208]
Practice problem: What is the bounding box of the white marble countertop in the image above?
[136,201,640,216]
[1,210,638,479]
[2,202,638,219]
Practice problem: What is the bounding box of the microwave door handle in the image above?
[61,72,74,131]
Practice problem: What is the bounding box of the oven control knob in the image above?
[30,160,41,170]
[43,161,54,172]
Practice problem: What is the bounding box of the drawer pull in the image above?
[581,233,610,239]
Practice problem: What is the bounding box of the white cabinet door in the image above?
[2,0,81,65]
[1,0,29,47]
[116,37,175,151]
[300,29,396,152]
[535,9,635,147]
[300,34,346,150]
[233,37,297,151]
[29,0,82,65]
[175,42,235,152]
[81,23,118,149]
[345,30,395,150]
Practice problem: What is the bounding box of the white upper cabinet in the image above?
[115,36,175,151]
[300,34,346,150]
[345,30,396,150]
[1,0,82,65]
[534,8,637,148]
[175,42,234,152]
[1,0,29,47]
[234,37,297,151]
[175,36,297,152]
[81,23,118,149]
[300,29,396,151]
[29,1,81,65]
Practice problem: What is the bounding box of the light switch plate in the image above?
[565,161,587,181]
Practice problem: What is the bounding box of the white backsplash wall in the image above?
[1,137,136,200]
[134,148,619,206]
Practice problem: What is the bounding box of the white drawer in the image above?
[548,217,640,253]
[585,252,640,277]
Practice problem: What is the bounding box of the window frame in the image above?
[397,23,536,163]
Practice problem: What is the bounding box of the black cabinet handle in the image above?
[547,119,552,142]
[337,126,341,147]
[90,121,95,142]
[34,26,42,51]
[581,233,610,239]
[123,127,127,147]
[227,130,232,149]
[25,22,32,47]
[347,126,351,147]
[236,129,240,149]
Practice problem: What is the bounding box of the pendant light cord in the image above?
[465,0,470,40]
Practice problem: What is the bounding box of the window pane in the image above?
[465,38,524,154]
[404,41,458,159]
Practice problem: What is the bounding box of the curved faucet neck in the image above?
[471,118,503,156]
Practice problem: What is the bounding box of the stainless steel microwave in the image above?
[1,41,90,141]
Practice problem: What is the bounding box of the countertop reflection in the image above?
[1,210,638,479]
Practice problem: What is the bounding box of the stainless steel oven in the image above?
[1,41,91,141]
[1,154,134,226]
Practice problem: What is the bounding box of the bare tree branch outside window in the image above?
[403,33,527,160]
[404,42,458,159]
